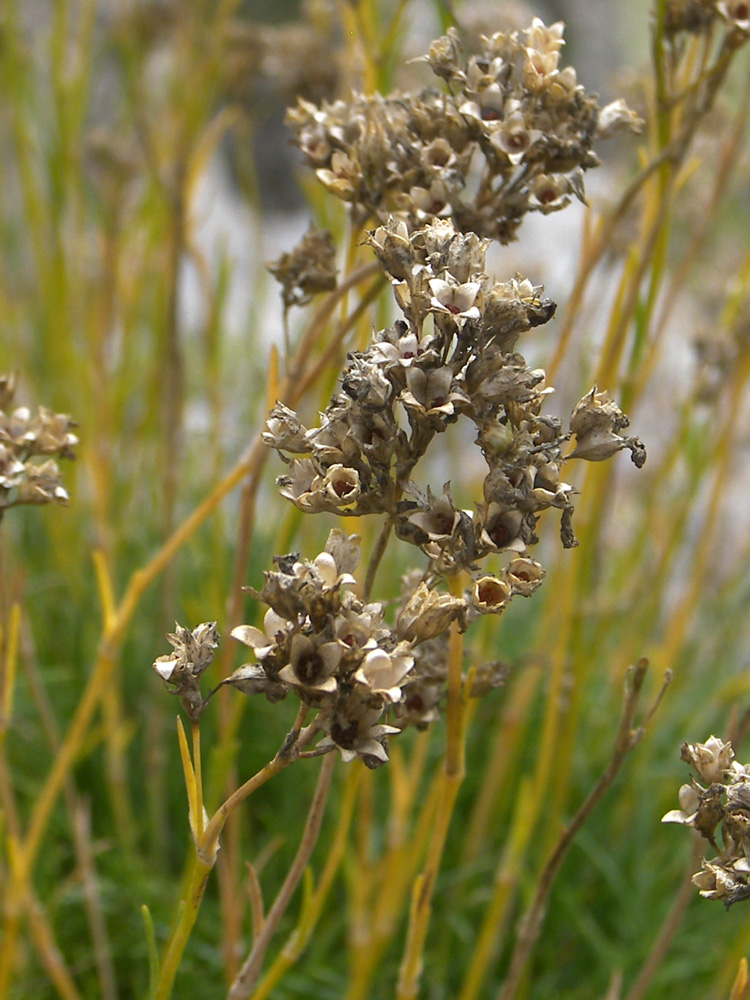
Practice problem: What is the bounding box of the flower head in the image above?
[153,622,220,720]
[0,377,78,511]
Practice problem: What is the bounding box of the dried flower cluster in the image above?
[222,0,341,107]
[153,622,221,721]
[267,225,338,310]
[664,0,750,35]
[154,531,492,765]
[286,18,642,241]
[663,736,750,907]
[153,20,646,767]
[0,374,78,511]
[266,216,645,570]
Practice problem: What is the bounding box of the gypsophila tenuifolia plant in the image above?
[663,736,750,908]
[11,0,750,995]
[231,215,646,766]
[149,16,650,997]
[154,18,647,772]
[0,374,78,515]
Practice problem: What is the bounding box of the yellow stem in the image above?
[397,585,467,1000]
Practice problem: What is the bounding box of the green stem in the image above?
[152,854,214,1000]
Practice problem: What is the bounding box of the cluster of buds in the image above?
[265,216,645,577]
[0,374,78,512]
[286,18,642,241]
[266,225,338,310]
[663,736,750,907]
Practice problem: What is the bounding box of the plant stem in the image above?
[623,839,703,1000]
[227,751,337,999]
[495,659,662,1000]
[153,733,302,1000]
[153,852,214,1000]
[250,761,361,1000]
[397,599,466,1000]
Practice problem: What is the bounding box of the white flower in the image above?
[595,99,644,139]
[318,706,400,766]
[717,1,750,31]
[661,784,701,825]
[428,276,482,323]
[316,151,359,201]
[231,609,292,659]
[278,634,342,697]
[353,646,415,703]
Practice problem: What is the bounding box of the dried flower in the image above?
[692,859,750,906]
[681,735,735,784]
[278,634,343,701]
[152,23,650,770]
[568,387,647,467]
[353,646,415,703]
[0,376,78,512]
[396,582,466,643]
[472,575,513,614]
[153,622,220,720]
[717,1,750,30]
[506,556,545,596]
[317,705,400,768]
[663,736,750,907]
[267,226,338,309]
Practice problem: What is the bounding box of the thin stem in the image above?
[227,751,337,999]
[201,750,296,865]
[397,597,466,1000]
[153,714,308,1000]
[623,838,703,1000]
[72,799,119,1000]
[363,513,395,603]
[192,722,204,841]
[495,660,665,1000]
[251,762,362,1000]
[26,894,83,1000]
[153,852,214,1000]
